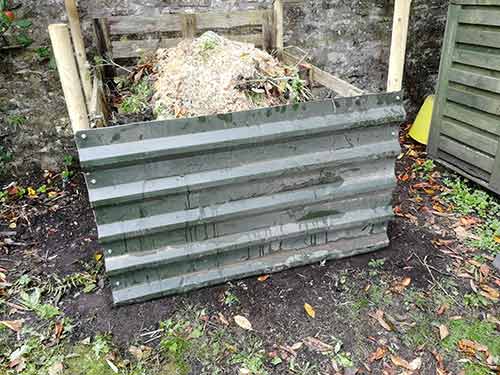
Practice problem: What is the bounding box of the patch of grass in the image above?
[65,338,116,375]
[403,315,437,349]
[443,178,500,253]
[119,79,153,114]
[463,362,495,375]
[7,114,27,126]
[442,319,500,355]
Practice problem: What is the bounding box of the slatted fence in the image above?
[429,0,500,194]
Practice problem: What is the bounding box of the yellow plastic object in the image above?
[409,95,435,145]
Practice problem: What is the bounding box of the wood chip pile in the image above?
[152,31,311,120]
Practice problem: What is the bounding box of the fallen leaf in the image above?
[0,320,23,332]
[409,357,422,371]
[370,309,393,332]
[303,337,332,353]
[94,253,103,262]
[304,303,316,318]
[53,321,64,340]
[218,313,229,326]
[432,239,455,247]
[479,284,500,301]
[495,235,500,244]
[48,362,63,375]
[391,355,421,371]
[391,277,412,293]
[458,339,488,356]
[436,303,449,315]
[438,324,449,340]
[234,315,253,331]
[368,347,387,362]
[390,355,410,369]
[257,275,270,282]
[48,191,58,199]
[454,226,471,241]
[290,342,303,351]
[460,216,481,227]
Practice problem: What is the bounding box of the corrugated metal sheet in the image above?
[429,0,500,194]
[75,93,405,305]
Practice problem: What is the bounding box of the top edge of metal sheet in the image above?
[75,92,404,149]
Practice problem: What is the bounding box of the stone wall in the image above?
[0,0,448,173]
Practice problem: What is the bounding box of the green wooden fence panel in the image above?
[429,1,500,194]
[76,93,405,305]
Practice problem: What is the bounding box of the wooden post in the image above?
[49,24,90,132]
[387,0,412,92]
[64,0,92,107]
[273,0,284,51]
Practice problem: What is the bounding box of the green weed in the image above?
[413,159,435,178]
[20,288,60,320]
[119,79,153,114]
[443,178,500,253]
[6,114,26,126]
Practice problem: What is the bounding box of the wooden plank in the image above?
[196,9,266,29]
[458,7,500,26]
[440,117,498,155]
[439,135,495,172]
[436,152,492,186]
[108,14,181,35]
[427,3,460,158]
[111,33,263,59]
[447,82,500,116]
[490,140,500,191]
[387,0,412,92]
[453,44,500,72]
[273,0,284,51]
[181,14,197,38]
[456,24,500,49]
[449,63,500,94]
[444,101,500,135]
[89,74,110,128]
[107,10,266,36]
[281,51,364,97]
[262,9,273,51]
[92,18,114,79]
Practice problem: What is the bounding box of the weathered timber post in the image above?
[48,24,90,132]
[387,0,412,92]
[64,0,93,107]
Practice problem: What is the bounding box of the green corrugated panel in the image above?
[76,93,405,305]
[429,2,500,194]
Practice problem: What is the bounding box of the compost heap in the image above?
[152,31,311,120]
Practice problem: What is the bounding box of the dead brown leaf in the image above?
[234,315,253,331]
[479,284,500,301]
[438,324,449,340]
[257,275,270,282]
[368,347,387,362]
[370,310,393,332]
[458,339,488,356]
[436,303,449,316]
[303,337,333,353]
[0,319,23,332]
[54,321,64,340]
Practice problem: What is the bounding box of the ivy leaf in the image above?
[13,19,31,29]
